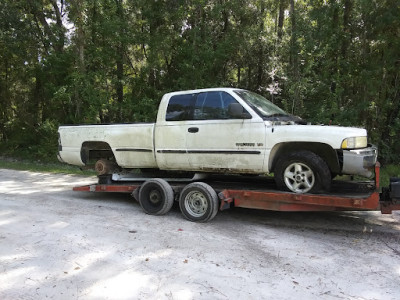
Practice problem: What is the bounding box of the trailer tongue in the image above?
[73,163,400,222]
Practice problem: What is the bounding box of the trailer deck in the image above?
[72,163,400,220]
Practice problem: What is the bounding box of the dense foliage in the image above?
[0,0,399,163]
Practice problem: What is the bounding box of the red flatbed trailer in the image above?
[73,163,400,222]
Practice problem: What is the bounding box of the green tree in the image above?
[0,0,398,163]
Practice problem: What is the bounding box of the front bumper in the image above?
[341,146,378,177]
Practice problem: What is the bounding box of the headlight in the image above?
[341,136,368,149]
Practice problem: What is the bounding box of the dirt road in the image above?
[0,169,399,299]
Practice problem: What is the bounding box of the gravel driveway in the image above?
[0,169,399,299]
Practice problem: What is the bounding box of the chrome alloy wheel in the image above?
[283,162,315,193]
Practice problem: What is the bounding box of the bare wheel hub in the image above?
[149,190,161,204]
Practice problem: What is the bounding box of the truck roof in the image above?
[164,87,243,97]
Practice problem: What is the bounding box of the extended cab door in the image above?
[185,91,266,173]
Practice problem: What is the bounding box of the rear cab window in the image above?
[165,94,194,121]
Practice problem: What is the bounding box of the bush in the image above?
[0,120,59,162]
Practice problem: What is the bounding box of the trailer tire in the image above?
[138,179,174,215]
[179,182,219,222]
[275,150,331,194]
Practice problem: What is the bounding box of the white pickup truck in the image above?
[58,88,377,194]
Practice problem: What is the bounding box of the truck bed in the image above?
[58,123,156,168]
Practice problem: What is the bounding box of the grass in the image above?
[0,156,95,176]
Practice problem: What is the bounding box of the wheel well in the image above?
[80,141,114,165]
[269,142,340,174]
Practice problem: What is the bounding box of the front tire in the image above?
[274,150,331,193]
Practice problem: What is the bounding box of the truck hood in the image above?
[266,124,367,149]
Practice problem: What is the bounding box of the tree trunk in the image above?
[289,0,300,113]
[49,0,65,53]
[0,59,9,141]
[116,49,124,104]
[342,0,352,59]
[277,0,286,40]
[115,0,125,121]
[237,65,241,86]
[256,2,266,89]
[71,0,85,71]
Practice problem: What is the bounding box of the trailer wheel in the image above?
[138,179,174,215]
[275,150,331,193]
[179,182,219,222]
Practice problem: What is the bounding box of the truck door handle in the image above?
[188,127,199,133]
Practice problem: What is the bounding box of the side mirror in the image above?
[228,103,252,119]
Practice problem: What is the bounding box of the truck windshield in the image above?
[234,90,288,119]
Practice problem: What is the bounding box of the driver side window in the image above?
[193,91,247,120]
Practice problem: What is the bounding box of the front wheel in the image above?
[274,150,331,194]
